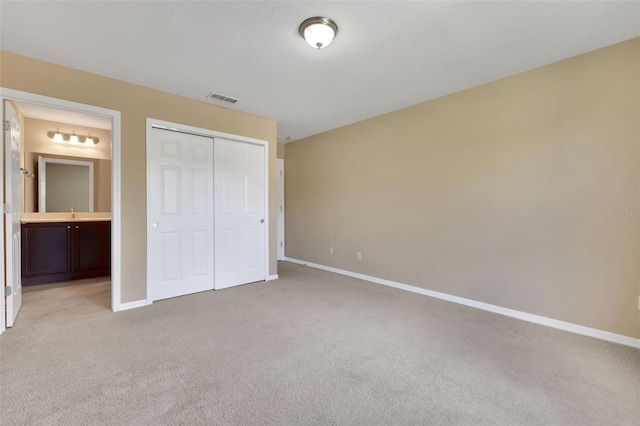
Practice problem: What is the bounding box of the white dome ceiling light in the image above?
[299,17,338,49]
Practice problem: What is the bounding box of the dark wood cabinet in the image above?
[21,221,111,285]
[21,223,72,278]
[74,222,111,272]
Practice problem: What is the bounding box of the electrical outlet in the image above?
[330,247,334,255]
[356,251,362,261]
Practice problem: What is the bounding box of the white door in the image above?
[277,159,285,260]
[214,138,266,289]
[0,104,5,332]
[4,101,22,326]
[148,128,214,301]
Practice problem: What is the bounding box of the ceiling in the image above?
[1,1,639,142]
[13,101,112,130]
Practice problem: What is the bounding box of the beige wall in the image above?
[97,158,111,212]
[1,50,277,304]
[285,38,640,339]
[277,142,285,159]
[23,151,35,213]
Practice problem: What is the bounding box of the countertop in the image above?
[20,213,112,224]
[21,218,112,224]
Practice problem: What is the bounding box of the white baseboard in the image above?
[116,299,151,312]
[284,257,640,349]
[266,274,279,281]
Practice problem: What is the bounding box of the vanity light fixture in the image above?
[69,131,80,144]
[47,130,100,146]
[299,17,338,49]
[52,128,64,143]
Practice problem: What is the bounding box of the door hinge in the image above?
[4,286,11,297]
[3,120,10,131]
[2,203,10,214]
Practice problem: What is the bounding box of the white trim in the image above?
[110,109,122,313]
[38,157,94,213]
[0,88,122,314]
[263,141,270,284]
[284,257,640,349]
[276,158,285,261]
[117,299,151,311]
[266,274,279,281]
[149,119,267,146]
[145,119,154,305]
[146,118,270,301]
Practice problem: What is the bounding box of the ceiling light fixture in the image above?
[299,17,338,49]
[47,130,100,146]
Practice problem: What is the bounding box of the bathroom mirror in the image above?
[38,157,94,213]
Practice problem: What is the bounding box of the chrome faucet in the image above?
[70,205,75,220]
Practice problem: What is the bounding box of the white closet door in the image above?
[214,138,266,289]
[148,128,214,301]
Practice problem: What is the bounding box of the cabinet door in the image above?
[74,222,111,272]
[21,223,72,277]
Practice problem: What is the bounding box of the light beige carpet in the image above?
[19,277,111,326]
[1,261,638,425]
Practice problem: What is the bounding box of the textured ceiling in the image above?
[1,1,639,142]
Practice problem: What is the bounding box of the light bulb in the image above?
[303,23,336,49]
[53,129,64,143]
[70,132,79,144]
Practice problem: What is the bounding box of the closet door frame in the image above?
[145,118,270,305]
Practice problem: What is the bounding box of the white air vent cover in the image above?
[207,92,238,104]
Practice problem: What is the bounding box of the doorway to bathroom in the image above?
[1,89,122,333]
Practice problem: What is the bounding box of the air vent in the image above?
[207,92,238,104]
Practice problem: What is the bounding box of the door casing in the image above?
[0,88,122,336]
[277,158,285,261]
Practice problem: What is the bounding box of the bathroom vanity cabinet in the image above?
[21,220,111,285]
